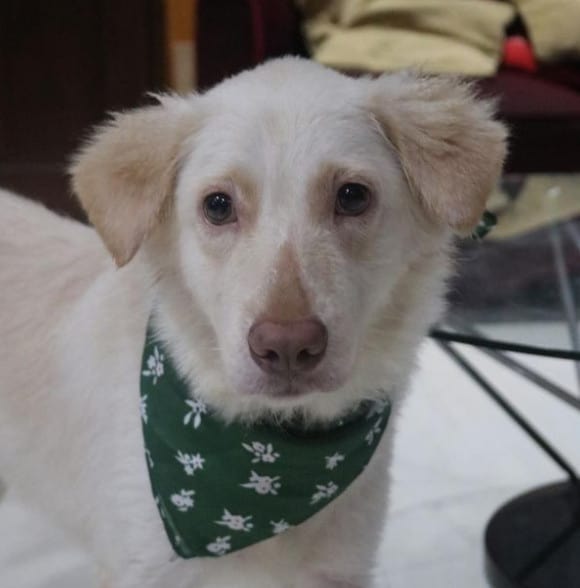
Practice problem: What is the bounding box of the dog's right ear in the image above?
[71,100,197,267]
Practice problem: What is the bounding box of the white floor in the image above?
[1,326,579,588]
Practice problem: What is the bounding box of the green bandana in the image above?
[140,328,391,559]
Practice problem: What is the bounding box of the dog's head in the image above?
[72,58,506,418]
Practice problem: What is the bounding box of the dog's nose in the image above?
[248,319,328,375]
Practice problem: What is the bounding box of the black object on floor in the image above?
[485,481,580,588]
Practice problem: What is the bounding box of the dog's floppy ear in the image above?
[369,72,508,233]
[71,100,197,266]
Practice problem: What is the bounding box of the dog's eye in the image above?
[335,183,371,216]
[203,192,237,225]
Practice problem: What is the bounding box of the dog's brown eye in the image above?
[335,183,371,216]
[203,192,237,225]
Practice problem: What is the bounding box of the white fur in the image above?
[0,58,505,587]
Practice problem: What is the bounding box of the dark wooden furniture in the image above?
[0,0,165,219]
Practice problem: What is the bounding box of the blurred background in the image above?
[1,1,580,587]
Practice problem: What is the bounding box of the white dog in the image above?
[0,58,506,588]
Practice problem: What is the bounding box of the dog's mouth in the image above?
[249,370,348,400]
[269,380,313,399]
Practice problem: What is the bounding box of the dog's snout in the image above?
[248,319,328,375]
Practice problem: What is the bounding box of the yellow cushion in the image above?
[297,0,515,76]
[514,0,580,62]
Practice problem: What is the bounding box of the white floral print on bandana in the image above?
[170,489,196,512]
[175,451,205,476]
[270,519,291,534]
[215,509,254,532]
[183,398,207,429]
[206,536,232,556]
[240,471,281,495]
[324,452,345,470]
[139,394,148,424]
[310,482,339,505]
[367,398,390,420]
[142,346,165,385]
[242,441,280,464]
[365,417,383,446]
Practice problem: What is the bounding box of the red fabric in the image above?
[537,63,580,93]
[502,36,538,73]
[478,70,580,118]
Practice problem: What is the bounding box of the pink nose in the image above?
[248,319,328,375]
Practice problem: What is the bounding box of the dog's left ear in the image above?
[368,72,508,233]
[71,99,197,266]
